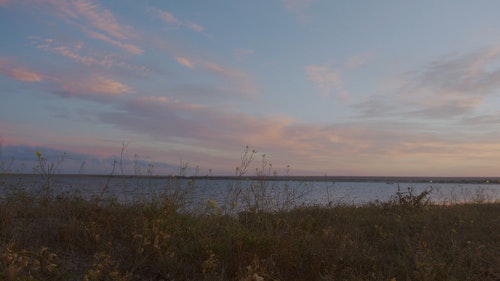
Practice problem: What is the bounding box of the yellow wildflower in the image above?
[207,199,217,208]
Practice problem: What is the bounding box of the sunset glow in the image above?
[2,1,500,176]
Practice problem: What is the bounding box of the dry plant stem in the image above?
[119,143,128,203]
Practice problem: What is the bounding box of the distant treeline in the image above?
[4,173,500,184]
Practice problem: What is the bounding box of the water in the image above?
[1,174,499,211]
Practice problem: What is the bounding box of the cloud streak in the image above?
[173,55,258,98]
[72,0,133,41]
[306,63,346,98]
[282,0,314,22]
[85,30,143,55]
[30,36,148,73]
[0,55,133,98]
[306,54,373,99]
[176,57,194,68]
[28,0,143,55]
[60,76,133,96]
[157,9,204,32]
[398,46,500,119]
[33,37,107,67]
[0,58,42,82]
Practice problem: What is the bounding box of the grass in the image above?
[0,185,499,280]
[0,148,499,280]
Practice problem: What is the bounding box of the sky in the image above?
[2,0,500,177]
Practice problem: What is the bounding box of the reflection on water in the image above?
[1,175,499,209]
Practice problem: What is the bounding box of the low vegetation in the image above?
[0,148,499,280]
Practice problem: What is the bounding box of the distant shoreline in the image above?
[3,173,500,184]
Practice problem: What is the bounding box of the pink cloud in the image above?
[100,95,293,148]
[55,48,107,67]
[2,51,140,98]
[61,76,133,96]
[7,90,500,176]
[185,22,204,32]
[5,68,42,82]
[157,8,204,33]
[31,37,148,72]
[98,96,456,175]
[86,30,143,55]
[97,95,407,173]
[171,55,258,98]
[158,10,178,24]
[0,58,42,82]
[142,96,170,103]
[200,61,256,94]
[72,0,133,41]
[466,46,500,75]
[29,0,143,55]
[176,57,194,68]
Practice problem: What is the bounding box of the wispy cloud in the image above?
[399,46,500,119]
[185,22,204,33]
[282,0,314,22]
[102,97,356,158]
[29,0,143,55]
[60,76,133,96]
[176,57,194,68]
[0,58,42,82]
[345,52,374,69]
[72,0,132,40]
[173,55,258,98]
[234,48,255,62]
[99,95,293,151]
[85,30,143,55]
[306,53,373,99]
[158,10,176,23]
[31,36,148,72]
[157,9,204,32]
[352,96,396,118]
[33,37,107,66]
[306,63,346,98]
[462,113,500,126]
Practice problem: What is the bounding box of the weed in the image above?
[390,185,433,209]
[33,150,66,198]
[0,242,62,280]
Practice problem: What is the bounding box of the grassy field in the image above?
[0,182,499,281]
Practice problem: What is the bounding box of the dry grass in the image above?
[0,185,499,281]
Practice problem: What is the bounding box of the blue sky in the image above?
[2,0,500,176]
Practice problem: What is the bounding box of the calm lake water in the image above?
[1,174,499,211]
